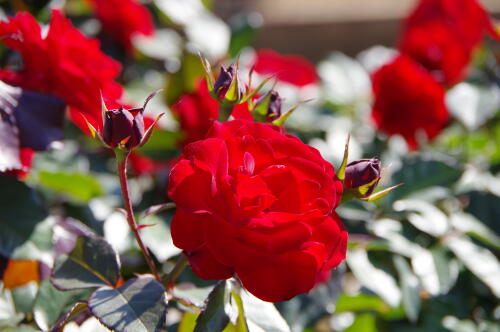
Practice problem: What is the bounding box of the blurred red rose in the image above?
[252,49,319,87]
[371,55,449,149]
[0,10,123,131]
[86,0,154,51]
[399,0,500,85]
[168,119,346,302]
[171,80,252,145]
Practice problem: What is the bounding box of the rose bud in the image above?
[212,64,244,103]
[254,90,282,122]
[103,107,144,149]
[343,158,381,198]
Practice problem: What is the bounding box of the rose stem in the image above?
[218,103,234,121]
[116,150,161,281]
[165,254,189,290]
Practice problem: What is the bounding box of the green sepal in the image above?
[362,183,403,202]
[199,53,215,91]
[271,99,312,126]
[336,135,350,181]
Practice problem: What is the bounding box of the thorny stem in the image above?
[116,150,161,281]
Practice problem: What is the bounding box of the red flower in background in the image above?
[168,120,346,302]
[171,80,252,145]
[86,0,154,51]
[399,0,500,85]
[252,49,319,87]
[0,10,123,131]
[371,55,449,149]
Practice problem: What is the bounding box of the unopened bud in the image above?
[103,107,144,150]
[213,65,244,103]
[344,158,381,198]
[255,90,282,122]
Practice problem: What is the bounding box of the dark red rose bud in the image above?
[344,158,381,198]
[256,90,282,122]
[103,107,144,149]
[213,65,244,103]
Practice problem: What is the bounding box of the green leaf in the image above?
[1,325,41,332]
[393,199,449,237]
[89,277,167,332]
[393,256,421,323]
[194,280,233,332]
[450,212,500,250]
[48,302,88,332]
[33,280,91,331]
[51,236,120,290]
[137,129,182,160]
[239,291,290,332]
[35,170,104,203]
[11,282,38,314]
[165,51,205,106]
[445,235,500,298]
[347,249,401,307]
[173,285,214,308]
[0,177,48,256]
[179,312,199,332]
[386,159,461,204]
[335,293,392,314]
[344,313,379,332]
[231,291,248,332]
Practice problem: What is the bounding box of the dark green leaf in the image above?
[33,280,91,331]
[195,280,232,332]
[386,159,461,204]
[35,170,104,203]
[51,236,120,290]
[0,177,48,257]
[89,277,167,332]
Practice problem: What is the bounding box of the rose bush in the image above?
[168,119,347,302]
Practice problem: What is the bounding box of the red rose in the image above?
[171,80,252,145]
[168,120,346,302]
[371,55,449,149]
[252,49,319,87]
[399,0,499,85]
[0,10,123,131]
[86,0,154,51]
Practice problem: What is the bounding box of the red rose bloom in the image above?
[0,10,123,131]
[168,120,347,302]
[399,0,500,85]
[86,0,154,51]
[171,80,252,145]
[371,55,449,149]
[252,49,319,87]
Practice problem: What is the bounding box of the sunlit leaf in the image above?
[445,235,500,298]
[35,170,104,203]
[347,249,401,307]
[89,277,167,332]
[194,280,233,332]
[33,281,91,331]
[51,236,120,290]
[393,256,421,322]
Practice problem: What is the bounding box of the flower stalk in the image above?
[115,150,161,281]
